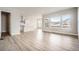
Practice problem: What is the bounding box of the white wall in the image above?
[10,10,21,35]
[0,8,38,36]
[24,16,37,32]
[0,11,1,38]
[0,8,20,36]
[42,8,78,36]
[0,8,21,35]
[77,8,79,40]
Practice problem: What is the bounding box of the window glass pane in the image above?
[49,16,61,27]
[62,15,71,29]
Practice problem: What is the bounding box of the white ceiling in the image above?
[15,7,72,16]
[0,7,72,17]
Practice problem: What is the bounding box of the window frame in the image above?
[48,14,72,31]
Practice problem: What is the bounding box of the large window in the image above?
[49,14,72,30]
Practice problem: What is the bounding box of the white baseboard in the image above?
[43,30,78,36]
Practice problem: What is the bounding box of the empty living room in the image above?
[0,7,79,51]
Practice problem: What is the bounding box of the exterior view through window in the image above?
[62,15,71,29]
[49,16,61,27]
[49,14,72,31]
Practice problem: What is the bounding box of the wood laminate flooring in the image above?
[0,29,78,51]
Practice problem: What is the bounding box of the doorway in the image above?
[1,11,10,37]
